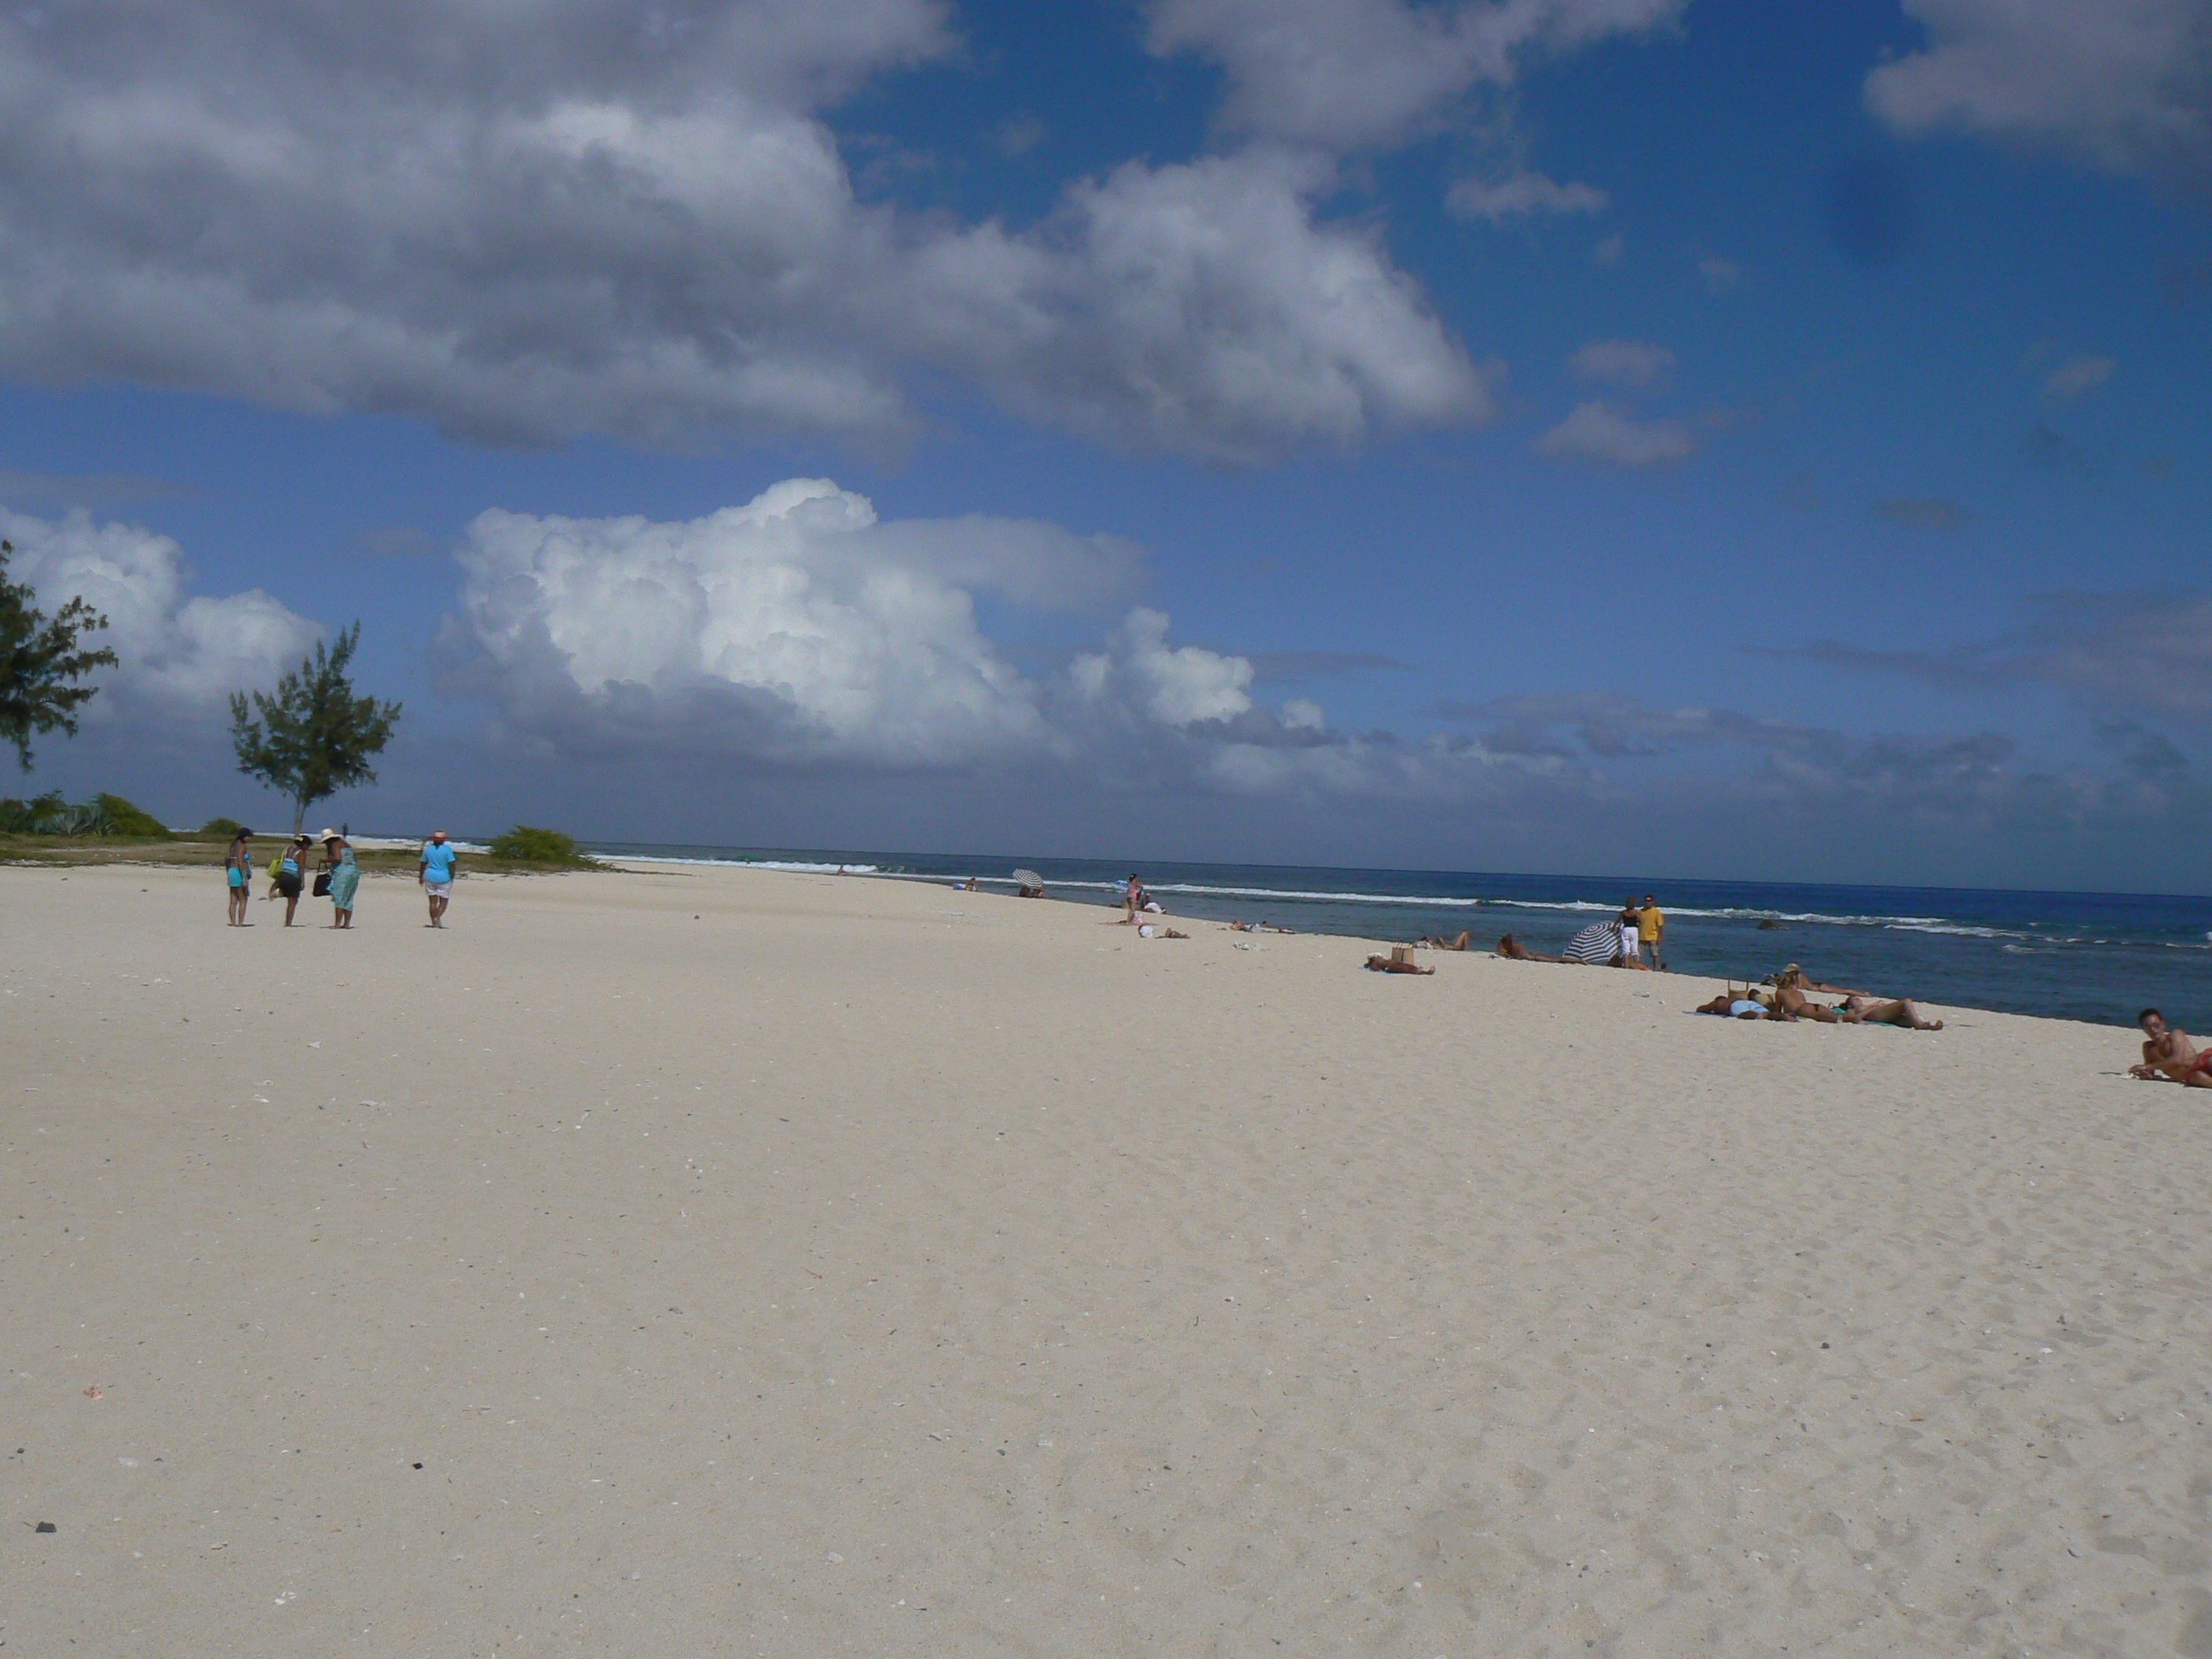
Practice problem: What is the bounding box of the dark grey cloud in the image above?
[346,526,448,561]
[1437,690,2016,793]
[0,2,1485,462]
[0,468,194,510]
[1875,496,1971,531]
[1777,593,2212,721]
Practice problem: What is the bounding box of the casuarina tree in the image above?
[0,538,118,770]
[229,622,402,834]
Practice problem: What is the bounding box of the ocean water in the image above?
[586,842,2212,1031]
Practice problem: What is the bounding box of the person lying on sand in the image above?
[1836,993,1944,1031]
[2129,1009,2210,1083]
[1493,932,1566,963]
[1695,990,1773,1019]
[1423,931,1472,950]
[1763,971,1944,1030]
[1365,947,1434,975]
[1767,972,1851,1023]
[1775,962,1868,997]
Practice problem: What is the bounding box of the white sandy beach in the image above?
[4,859,2208,1657]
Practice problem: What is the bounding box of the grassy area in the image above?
[0,833,607,878]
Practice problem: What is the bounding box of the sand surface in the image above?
[4,860,2209,1657]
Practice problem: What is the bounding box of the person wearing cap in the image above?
[1637,893,1664,969]
[419,831,458,928]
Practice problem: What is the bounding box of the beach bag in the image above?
[312,870,333,897]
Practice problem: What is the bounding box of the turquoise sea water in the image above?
[584,842,2212,1031]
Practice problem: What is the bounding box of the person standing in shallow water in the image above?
[419,830,457,928]
[224,829,254,926]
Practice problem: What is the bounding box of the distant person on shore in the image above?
[1838,994,1944,1031]
[1767,970,1850,1022]
[1364,945,1434,975]
[1494,933,1566,962]
[323,833,358,929]
[1423,930,1472,950]
[224,829,254,926]
[2129,1009,2209,1083]
[1694,988,1771,1019]
[419,831,457,928]
[1775,963,1867,997]
[1771,969,1945,1030]
[1122,874,1162,924]
[274,833,310,926]
[1638,894,1664,969]
[1615,904,1650,969]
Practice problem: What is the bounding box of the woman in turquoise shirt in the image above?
[323,833,359,929]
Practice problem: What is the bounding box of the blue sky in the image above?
[4,0,2208,888]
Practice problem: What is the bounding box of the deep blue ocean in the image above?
[584,842,2212,1031]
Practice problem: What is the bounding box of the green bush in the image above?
[0,792,107,834]
[0,792,62,833]
[487,824,589,863]
[94,794,170,838]
[198,816,247,840]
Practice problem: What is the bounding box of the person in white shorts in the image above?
[419,830,458,928]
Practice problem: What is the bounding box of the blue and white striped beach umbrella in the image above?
[1562,921,1619,965]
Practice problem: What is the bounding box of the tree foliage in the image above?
[229,622,402,833]
[94,793,170,837]
[0,537,118,770]
[487,824,592,864]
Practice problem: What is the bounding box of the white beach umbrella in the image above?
[1011,868,1045,891]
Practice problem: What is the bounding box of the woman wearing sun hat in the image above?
[319,830,359,929]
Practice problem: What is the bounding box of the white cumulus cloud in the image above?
[1867,0,2212,190]
[0,2,1485,463]
[2,505,320,715]
[1536,400,1699,467]
[1148,0,1683,150]
[1445,170,1610,221]
[1069,609,1257,727]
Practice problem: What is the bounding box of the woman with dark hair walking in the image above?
[224,829,255,926]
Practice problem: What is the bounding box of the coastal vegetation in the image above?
[229,621,402,836]
[486,824,596,867]
[0,537,116,771]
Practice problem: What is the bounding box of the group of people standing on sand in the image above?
[221,828,460,930]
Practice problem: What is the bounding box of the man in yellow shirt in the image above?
[1637,893,1664,969]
